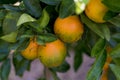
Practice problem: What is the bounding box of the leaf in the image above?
[0,40,10,61]
[23,0,42,18]
[112,33,120,43]
[36,33,57,45]
[59,0,75,18]
[0,58,11,80]
[74,45,83,71]
[80,14,103,38]
[102,0,120,12]
[13,52,31,76]
[103,10,118,21]
[51,61,70,73]
[0,31,18,43]
[17,13,36,27]
[86,50,107,80]
[39,0,61,5]
[110,64,120,80]
[109,15,120,27]
[91,38,106,57]
[3,11,21,34]
[110,43,120,59]
[80,14,110,41]
[37,9,50,30]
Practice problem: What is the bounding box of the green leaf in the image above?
[112,33,120,43]
[110,64,120,80]
[13,52,31,76]
[0,40,10,61]
[80,14,103,38]
[17,13,36,27]
[40,0,61,5]
[0,31,18,43]
[51,61,70,73]
[74,44,83,71]
[23,0,42,18]
[59,0,75,18]
[37,9,50,30]
[109,15,120,27]
[102,0,120,12]
[103,10,118,21]
[110,43,120,59]
[91,38,106,57]
[36,33,57,45]
[3,11,21,34]
[86,50,107,80]
[0,58,11,80]
[80,14,110,41]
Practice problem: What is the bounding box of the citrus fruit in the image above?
[85,0,108,23]
[38,39,66,67]
[21,38,38,60]
[54,15,84,43]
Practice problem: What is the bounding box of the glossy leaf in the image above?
[39,0,61,5]
[3,11,21,34]
[74,43,83,71]
[37,9,50,30]
[86,50,107,80]
[103,10,118,21]
[109,16,120,27]
[0,59,11,80]
[17,13,36,27]
[80,14,110,41]
[23,0,42,18]
[102,0,120,12]
[91,38,106,57]
[110,64,120,80]
[0,40,10,61]
[80,14,104,39]
[0,31,18,43]
[59,0,75,18]
[110,43,120,59]
[13,52,31,76]
[36,33,57,45]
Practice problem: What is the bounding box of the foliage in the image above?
[0,0,120,80]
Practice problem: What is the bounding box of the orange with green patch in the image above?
[38,39,66,67]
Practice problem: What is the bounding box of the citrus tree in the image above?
[0,0,120,80]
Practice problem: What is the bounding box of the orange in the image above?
[38,39,66,67]
[21,38,38,60]
[85,0,108,23]
[54,15,84,43]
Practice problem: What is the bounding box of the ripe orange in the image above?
[38,39,66,67]
[54,15,84,43]
[85,0,108,23]
[21,38,38,60]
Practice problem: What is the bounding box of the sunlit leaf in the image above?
[86,50,107,80]
[91,38,106,57]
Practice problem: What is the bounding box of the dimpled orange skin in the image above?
[38,39,66,67]
[54,15,84,43]
[21,39,38,60]
[85,0,108,23]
